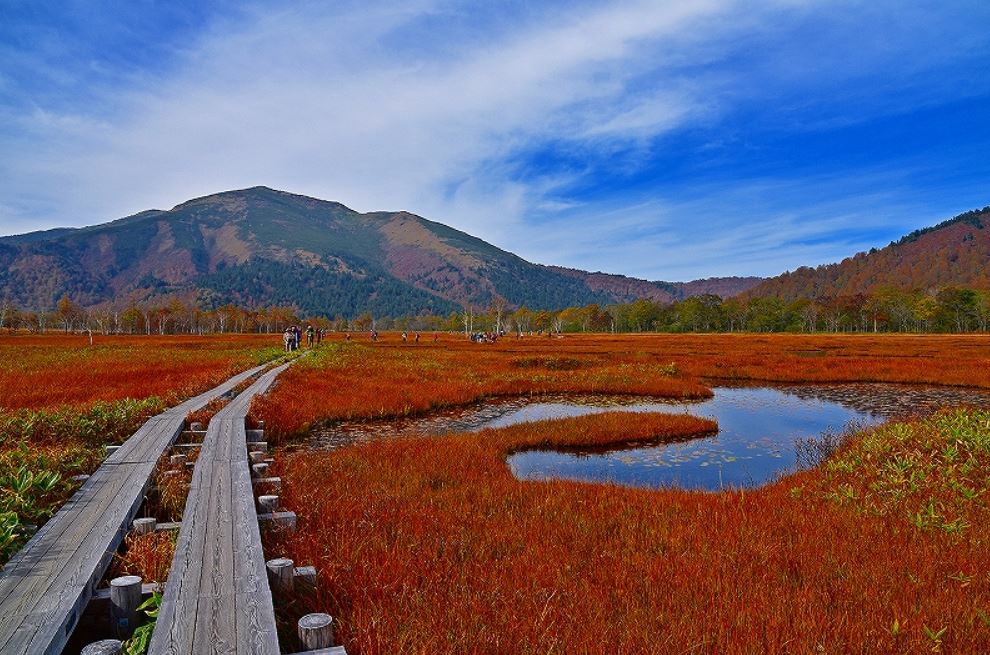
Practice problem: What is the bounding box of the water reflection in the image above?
[310,383,990,491]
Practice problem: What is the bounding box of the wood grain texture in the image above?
[0,363,270,655]
[150,362,292,655]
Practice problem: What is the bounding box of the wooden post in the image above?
[109,575,143,638]
[248,441,268,453]
[294,565,318,596]
[82,639,123,655]
[266,558,294,596]
[298,613,335,649]
[189,421,204,431]
[249,451,266,464]
[132,517,157,535]
[251,463,270,478]
[257,495,279,513]
[169,453,187,467]
[105,445,120,457]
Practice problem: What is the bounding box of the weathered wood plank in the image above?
[0,362,270,655]
[150,362,292,655]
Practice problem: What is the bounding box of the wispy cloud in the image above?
[1,0,988,279]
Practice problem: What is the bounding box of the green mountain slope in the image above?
[0,187,762,314]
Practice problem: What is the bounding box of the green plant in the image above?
[123,591,162,655]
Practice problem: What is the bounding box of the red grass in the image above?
[109,531,176,584]
[275,411,990,653]
[258,334,990,653]
[0,334,276,411]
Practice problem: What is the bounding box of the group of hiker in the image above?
[282,324,326,352]
[283,326,526,349]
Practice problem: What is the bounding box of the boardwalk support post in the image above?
[266,558,295,596]
[294,565,318,596]
[257,495,279,513]
[298,613,335,649]
[110,575,143,639]
[82,639,123,655]
[132,517,157,535]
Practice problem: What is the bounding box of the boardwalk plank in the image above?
[151,361,292,655]
[0,362,270,655]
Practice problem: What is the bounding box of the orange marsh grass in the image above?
[273,411,990,654]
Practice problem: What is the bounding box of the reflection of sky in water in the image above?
[310,384,990,491]
[504,388,872,490]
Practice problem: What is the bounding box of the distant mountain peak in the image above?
[0,187,763,313]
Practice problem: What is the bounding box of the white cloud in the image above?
[1,0,987,280]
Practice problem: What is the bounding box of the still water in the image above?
[311,383,990,491]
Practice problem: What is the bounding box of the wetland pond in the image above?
[311,383,990,491]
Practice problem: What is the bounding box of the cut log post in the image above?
[109,575,143,639]
[105,445,120,457]
[252,462,270,478]
[298,613,335,649]
[189,421,204,431]
[266,558,295,596]
[248,441,268,453]
[257,495,279,514]
[169,453,187,467]
[294,565,318,596]
[71,473,91,483]
[253,476,282,491]
[258,510,296,531]
[81,639,123,655]
[132,517,157,535]
[249,451,266,464]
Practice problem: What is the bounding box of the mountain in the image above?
[0,187,761,315]
[748,207,990,301]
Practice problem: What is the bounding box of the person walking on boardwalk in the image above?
[306,325,315,347]
[414,332,420,343]
[293,325,302,350]
[371,329,378,342]
[282,328,293,352]
[401,331,408,343]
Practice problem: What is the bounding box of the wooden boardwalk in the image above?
[149,362,291,655]
[0,362,270,655]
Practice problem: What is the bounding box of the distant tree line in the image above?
[2,285,990,336]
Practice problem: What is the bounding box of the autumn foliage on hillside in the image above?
[748,207,990,302]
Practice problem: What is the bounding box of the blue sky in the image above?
[1,0,988,280]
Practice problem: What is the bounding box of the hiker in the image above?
[317,328,324,345]
[293,325,302,350]
[306,325,315,347]
[282,328,293,352]
[371,329,378,342]
[414,332,420,343]
[433,333,438,343]
[401,331,408,342]
[345,333,351,342]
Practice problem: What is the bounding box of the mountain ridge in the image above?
[748,206,990,300]
[0,186,762,314]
